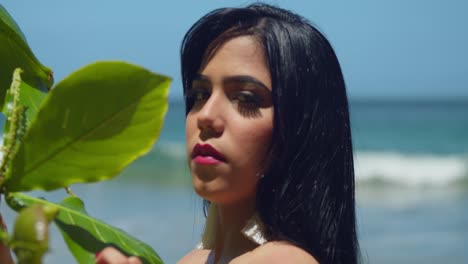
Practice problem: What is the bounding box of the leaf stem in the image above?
[65,187,76,197]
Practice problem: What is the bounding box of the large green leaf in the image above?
[57,197,95,263]
[3,61,170,191]
[6,192,163,264]
[0,4,53,109]
[0,5,27,42]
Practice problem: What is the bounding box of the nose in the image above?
[197,93,225,137]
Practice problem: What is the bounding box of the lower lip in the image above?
[193,156,223,165]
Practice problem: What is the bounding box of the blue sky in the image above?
[2,0,467,99]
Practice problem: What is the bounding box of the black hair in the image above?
[181,3,359,264]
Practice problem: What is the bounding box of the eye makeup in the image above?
[187,74,272,115]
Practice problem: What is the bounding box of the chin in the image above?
[192,177,218,201]
[193,181,256,206]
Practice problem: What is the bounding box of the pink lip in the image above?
[191,143,226,165]
[193,156,222,165]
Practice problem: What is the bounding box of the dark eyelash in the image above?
[238,105,261,118]
[235,91,262,118]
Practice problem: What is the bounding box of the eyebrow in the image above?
[193,74,210,82]
[193,74,270,92]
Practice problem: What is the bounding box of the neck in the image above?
[212,198,257,262]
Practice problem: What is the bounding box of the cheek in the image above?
[185,114,195,137]
[234,120,273,168]
[228,122,272,199]
[250,111,274,153]
[253,127,273,159]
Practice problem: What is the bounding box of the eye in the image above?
[232,91,263,118]
[186,88,210,111]
[236,91,262,104]
[193,89,210,101]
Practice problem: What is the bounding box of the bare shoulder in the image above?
[232,241,318,264]
[177,249,212,264]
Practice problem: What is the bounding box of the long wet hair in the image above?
[181,3,359,264]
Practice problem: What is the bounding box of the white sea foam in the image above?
[354,152,467,187]
[154,142,467,187]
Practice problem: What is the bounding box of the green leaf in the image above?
[0,4,27,42]
[3,61,170,191]
[57,196,95,264]
[6,192,163,264]
[0,4,53,110]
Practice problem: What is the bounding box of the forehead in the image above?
[200,36,271,89]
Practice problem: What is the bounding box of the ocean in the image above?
[1,99,467,263]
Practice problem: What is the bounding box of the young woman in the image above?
[97,3,359,264]
[2,3,360,264]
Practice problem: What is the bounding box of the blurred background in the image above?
[1,0,467,263]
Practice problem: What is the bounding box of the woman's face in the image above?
[185,36,273,205]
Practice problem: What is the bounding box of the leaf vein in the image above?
[66,210,75,225]
[22,93,146,178]
[92,221,105,241]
